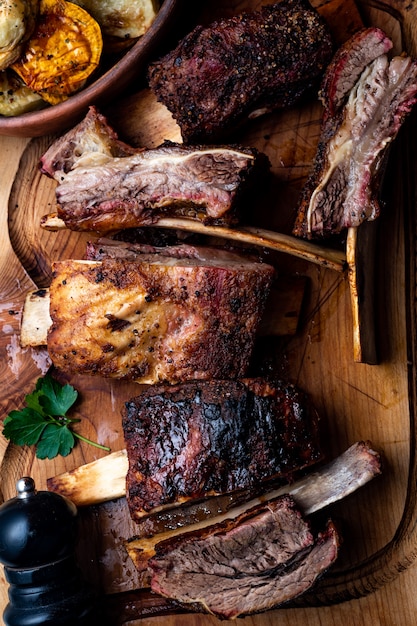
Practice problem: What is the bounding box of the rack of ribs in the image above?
[122,378,323,520]
[47,250,275,384]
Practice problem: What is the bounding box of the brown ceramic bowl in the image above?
[0,0,181,138]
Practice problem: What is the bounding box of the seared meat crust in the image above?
[148,0,333,142]
[47,256,274,384]
[123,378,323,519]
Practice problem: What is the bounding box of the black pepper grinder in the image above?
[0,476,99,625]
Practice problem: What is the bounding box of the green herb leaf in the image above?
[3,374,110,460]
[24,390,47,417]
[35,423,75,460]
[3,408,47,446]
[36,375,78,416]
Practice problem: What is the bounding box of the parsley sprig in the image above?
[3,374,110,460]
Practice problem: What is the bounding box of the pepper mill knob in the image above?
[16,476,34,495]
[0,476,100,625]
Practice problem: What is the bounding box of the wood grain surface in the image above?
[2,0,417,624]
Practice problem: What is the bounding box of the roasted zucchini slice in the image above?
[0,70,44,116]
[72,0,159,50]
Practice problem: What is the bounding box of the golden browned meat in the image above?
[47,254,275,384]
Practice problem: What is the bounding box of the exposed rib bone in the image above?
[40,213,347,273]
[47,441,381,553]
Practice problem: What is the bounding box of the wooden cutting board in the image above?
[1,0,417,623]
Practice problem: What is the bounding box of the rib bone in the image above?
[47,441,381,539]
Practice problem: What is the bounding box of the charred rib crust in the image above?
[148,0,333,142]
[122,379,323,519]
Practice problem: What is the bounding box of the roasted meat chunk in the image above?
[40,107,269,230]
[147,0,333,142]
[148,495,339,619]
[125,442,381,579]
[123,378,323,520]
[47,255,274,384]
[40,106,136,177]
[53,142,265,230]
[293,28,417,238]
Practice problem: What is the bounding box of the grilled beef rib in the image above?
[40,107,269,231]
[122,378,323,519]
[293,28,417,238]
[148,0,333,143]
[148,495,339,619]
[47,255,274,384]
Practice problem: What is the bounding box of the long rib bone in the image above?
[47,440,381,518]
[40,213,347,273]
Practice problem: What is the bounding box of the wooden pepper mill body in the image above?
[0,477,100,625]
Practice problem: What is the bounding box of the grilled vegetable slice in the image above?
[0,0,38,70]
[0,69,44,116]
[72,0,159,50]
[12,0,103,105]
